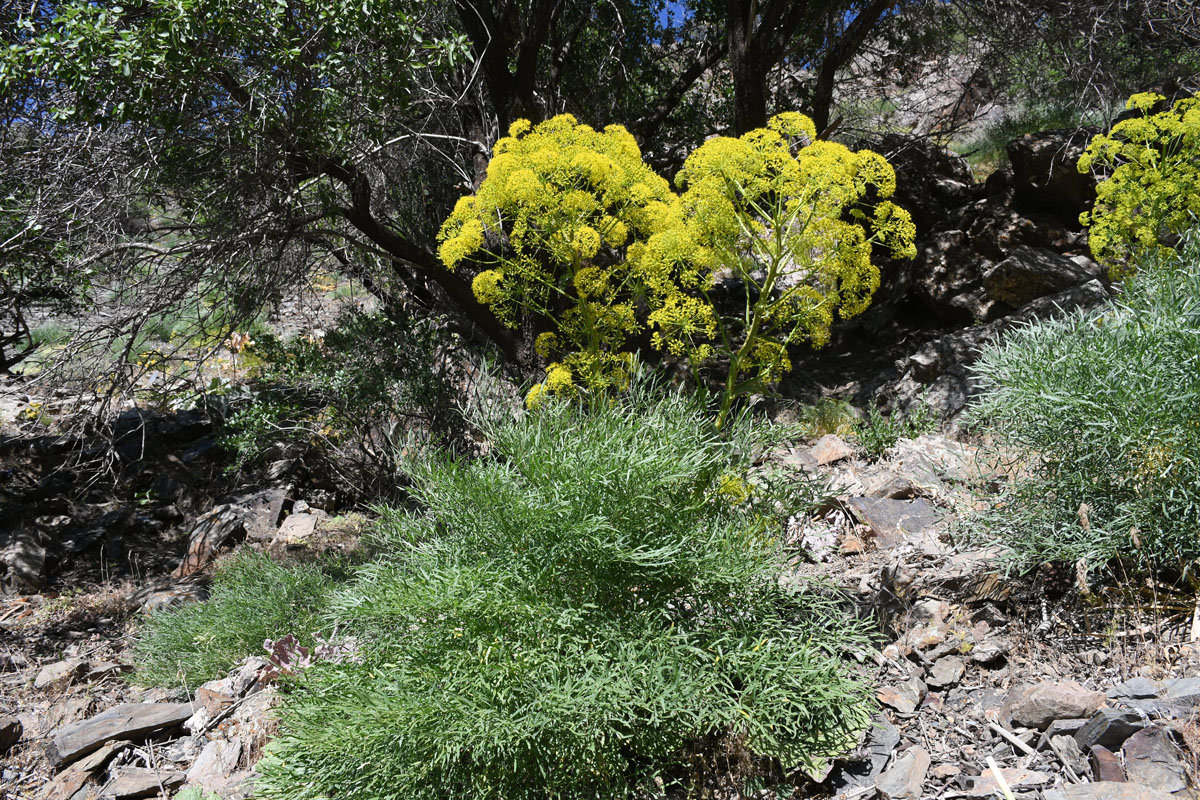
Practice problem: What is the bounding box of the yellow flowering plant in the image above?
[1078,91,1200,276]
[634,112,916,428]
[438,115,674,405]
[440,113,914,422]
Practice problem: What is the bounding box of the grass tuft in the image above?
[132,551,343,689]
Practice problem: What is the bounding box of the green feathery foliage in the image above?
[968,230,1200,572]
[253,383,872,800]
[133,551,342,689]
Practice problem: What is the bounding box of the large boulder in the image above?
[1007,128,1100,221]
[885,278,1111,419]
[872,133,976,237]
[983,246,1098,307]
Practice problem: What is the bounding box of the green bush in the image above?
[253,385,871,800]
[968,232,1200,571]
[222,309,467,499]
[853,402,938,461]
[133,551,342,688]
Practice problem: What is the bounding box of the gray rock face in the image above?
[0,716,20,755]
[1009,681,1107,730]
[1121,726,1191,793]
[1,532,46,591]
[1074,708,1147,751]
[1089,744,1126,782]
[46,703,192,767]
[983,246,1095,307]
[34,659,89,691]
[847,497,941,551]
[185,739,244,793]
[926,656,965,689]
[876,745,930,800]
[1057,784,1180,800]
[810,434,855,466]
[1007,128,1099,218]
[887,278,1110,418]
[101,765,186,798]
[174,505,247,577]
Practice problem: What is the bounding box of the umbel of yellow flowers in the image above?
[438,113,916,422]
[1078,91,1200,277]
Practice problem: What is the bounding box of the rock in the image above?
[1007,128,1099,219]
[0,716,20,755]
[926,656,965,688]
[878,677,926,715]
[185,658,269,734]
[911,599,952,626]
[846,497,942,551]
[1009,681,1107,730]
[1089,744,1127,782]
[873,133,975,237]
[1163,677,1200,705]
[1049,735,1090,777]
[1059,784,1180,800]
[1108,677,1162,701]
[232,485,291,541]
[86,662,131,682]
[46,703,192,767]
[275,509,326,549]
[174,505,247,578]
[811,434,855,466]
[827,714,901,792]
[862,469,917,499]
[968,767,1050,796]
[135,581,208,613]
[185,739,243,791]
[886,278,1110,419]
[1,532,47,591]
[930,764,961,779]
[983,246,1095,307]
[875,745,930,800]
[1122,725,1190,793]
[970,636,1009,664]
[1075,708,1148,751]
[36,741,129,800]
[101,766,185,798]
[1039,718,1089,749]
[34,659,88,691]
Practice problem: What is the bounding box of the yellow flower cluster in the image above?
[438,112,915,415]
[1078,91,1200,275]
[636,113,914,423]
[438,114,673,400]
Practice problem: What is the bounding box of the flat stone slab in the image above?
[47,703,192,767]
[1055,784,1180,800]
[102,766,186,798]
[847,497,941,550]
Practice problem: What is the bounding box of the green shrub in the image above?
[133,551,342,688]
[254,385,871,800]
[853,402,938,461]
[796,398,859,439]
[30,320,71,348]
[221,309,467,499]
[967,231,1200,571]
